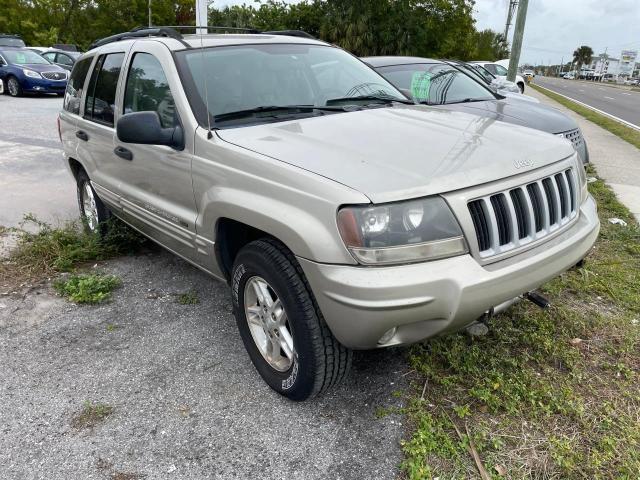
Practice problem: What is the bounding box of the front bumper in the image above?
[299,195,599,349]
[21,76,67,94]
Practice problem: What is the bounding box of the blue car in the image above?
[0,47,68,97]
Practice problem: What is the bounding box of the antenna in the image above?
[198,27,213,139]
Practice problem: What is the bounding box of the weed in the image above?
[177,291,199,305]
[401,174,640,478]
[0,215,146,288]
[71,401,114,429]
[54,273,121,304]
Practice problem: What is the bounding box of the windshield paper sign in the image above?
[410,72,431,101]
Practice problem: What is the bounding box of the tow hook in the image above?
[525,291,551,309]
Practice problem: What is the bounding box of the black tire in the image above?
[56,92,64,97]
[7,76,22,97]
[76,169,111,236]
[231,238,352,401]
[518,82,525,94]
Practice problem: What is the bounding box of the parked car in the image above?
[0,47,68,96]
[41,48,81,71]
[27,46,48,54]
[523,69,535,79]
[443,60,538,102]
[471,61,526,93]
[563,72,575,80]
[363,56,589,164]
[60,28,599,401]
[0,34,26,48]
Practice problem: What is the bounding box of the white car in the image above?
[563,73,575,80]
[472,61,526,93]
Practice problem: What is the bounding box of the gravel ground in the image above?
[0,248,408,479]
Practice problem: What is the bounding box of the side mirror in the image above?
[116,111,184,150]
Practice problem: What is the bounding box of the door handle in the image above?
[114,146,133,161]
[75,130,89,141]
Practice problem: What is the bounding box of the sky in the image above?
[212,0,640,65]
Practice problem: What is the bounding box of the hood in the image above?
[436,98,578,134]
[216,105,576,204]
[21,63,67,74]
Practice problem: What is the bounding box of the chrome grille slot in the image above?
[467,168,579,258]
[42,71,66,80]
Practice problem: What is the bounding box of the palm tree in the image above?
[573,45,594,79]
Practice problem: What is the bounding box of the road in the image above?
[0,94,407,479]
[534,76,640,128]
[0,95,77,228]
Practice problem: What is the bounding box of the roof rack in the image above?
[89,27,184,50]
[263,30,316,39]
[88,26,317,50]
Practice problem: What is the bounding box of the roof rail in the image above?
[263,30,316,39]
[89,27,184,50]
[159,25,261,34]
[88,25,317,50]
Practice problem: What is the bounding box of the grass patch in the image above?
[530,83,640,149]
[54,273,121,304]
[0,215,146,289]
[71,401,114,429]
[177,291,199,305]
[401,174,639,478]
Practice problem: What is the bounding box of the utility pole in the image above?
[507,0,529,82]
[148,0,152,27]
[504,0,518,43]
[195,0,208,35]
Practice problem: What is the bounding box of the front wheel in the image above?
[76,169,111,235]
[7,76,22,97]
[518,82,525,94]
[231,238,352,401]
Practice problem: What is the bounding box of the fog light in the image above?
[378,327,397,345]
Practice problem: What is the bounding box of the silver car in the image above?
[59,28,600,401]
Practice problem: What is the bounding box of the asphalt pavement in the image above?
[533,76,640,128]
[0,95,77,228]
[0,94,407,479]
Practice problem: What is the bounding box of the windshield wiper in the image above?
[418,98,488,106]
[213,105,346,123]
[326,95,414,106]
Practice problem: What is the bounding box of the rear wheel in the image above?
[231,238,352,401]
[518,82,525,94]
[7,76,22,97]
[76,170,111,236]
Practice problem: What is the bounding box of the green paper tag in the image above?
[410,71,431,101]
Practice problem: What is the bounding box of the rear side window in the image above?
[63,57,93,114]
[123,53,178,128]
[57,53,74,66]
[85,52,125,127]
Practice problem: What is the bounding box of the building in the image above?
[590,54,620,77]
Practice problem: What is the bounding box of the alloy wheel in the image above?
[244,276,295,372]
[81,182,99,232]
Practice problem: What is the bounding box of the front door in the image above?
[112,43,198,263]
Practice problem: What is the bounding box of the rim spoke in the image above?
[257,281,273,308]
[246,306,262,326]
[278,326,294,360]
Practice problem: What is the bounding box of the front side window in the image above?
[85,53,124,126]
[64,56,93,114]
[2,49,50,65]
[175,44,406,126]
[493,64,509,76]
[43,52,56,62]
[57,53,74,66]
[376,63,495,105]
[124,53,178,128]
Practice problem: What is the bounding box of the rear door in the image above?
[60,55,93,159]
[75,46,128,210]
[112,41,198,262]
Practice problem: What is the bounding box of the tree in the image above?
[572,45,593,78]
[473,29,509,61]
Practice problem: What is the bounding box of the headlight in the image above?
[337,197,468,265]
[23,69,42,79]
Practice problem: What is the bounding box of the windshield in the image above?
[0,37,26,48]
[376,63,495,105]
[175,44,406,126]
[2,49,50,65]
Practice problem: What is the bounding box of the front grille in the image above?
[42,71,66,81]
[468,168,578,257]
[560,129,584,149]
